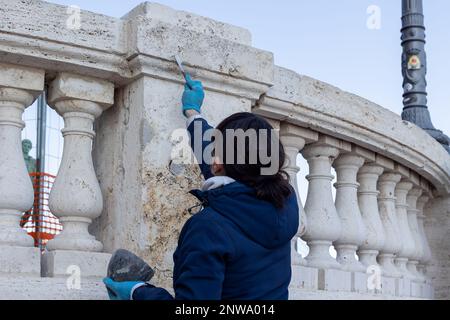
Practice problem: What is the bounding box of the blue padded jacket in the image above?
[133,117,299,300]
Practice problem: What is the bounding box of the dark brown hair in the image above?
[215,112,292,208]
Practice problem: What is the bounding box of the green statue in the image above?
[22,139,36,173]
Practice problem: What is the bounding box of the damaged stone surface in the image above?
[93,73,254,289]
[123,2,252,45]
[0,0,272,86]
[0,0,125,53]
[141,165,202,288]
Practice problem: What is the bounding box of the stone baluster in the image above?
[406,187,424,281]
[280,131,305,266]
[280,125,317,267]
[46,73,114,252]
[394,180,416,279]
[416,194,432,277]
[0,63,44,276]
[377,173,403,278]
[0,63,44,247]
[357,164,385,268]
[332,152,366,272]
[302,135,348,269]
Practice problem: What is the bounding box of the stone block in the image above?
[395,163,410,179]
[0,62,44,92]
[123,2,252,45]
[48,72,115,108]
[266,67,304,104]
[280,123,319,144]
[318,269,352,292]
[0,246,40,276]
[42,250,111,279]
[422,283,434,299]
[409,171,421,186]
[381,276,397,296]
[290,265,319,291]
[397,278,412,297]
[352,146,376,162]
[316,135,352,152]
[375,155,395,170]
[0,275,109,300]
[420,179,431,193]
[352,272,369,294]
[410,281,423,298]
[128,17,274,88]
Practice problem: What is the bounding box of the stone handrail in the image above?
[253,67,450,195]
[252,66,450,299]
[0,0,449,300]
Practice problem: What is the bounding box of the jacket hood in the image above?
[190,181,299,249]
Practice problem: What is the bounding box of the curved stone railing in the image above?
[0,0,449,300]
[253,66,450,299]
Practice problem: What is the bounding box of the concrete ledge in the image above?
[398,278,412,297]
[0,62,44,93]
[0,275,108,300]
[381,277,397,296]
[42,250,111,279]
[290,265,319,291]
[0,246,40,276]
[423,283,434,299]
[289,287,426,300]
[352,272,369,294]
[318,269,352,292]
[411,281,423,298]
[0,0,273,90]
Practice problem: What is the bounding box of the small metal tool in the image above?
[174,54,187,80]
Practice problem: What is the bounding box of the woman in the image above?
[103,75,299,300]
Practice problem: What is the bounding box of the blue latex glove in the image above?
[103,277,144,300]
[182,74,205,116]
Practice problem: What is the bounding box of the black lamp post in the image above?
[401,0,450,153]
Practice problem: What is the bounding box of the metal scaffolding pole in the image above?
[35,91,47,250]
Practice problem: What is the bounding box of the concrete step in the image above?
[0,275,108,300]
[289,287,426,300]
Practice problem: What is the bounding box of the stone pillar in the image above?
[416,194,432,277]
[280,124,317,267]
[92,4,274,288]
[357,164,385,268]
[332,152,366,272]
[42,73,114,278]
[406,187,424,281]
[377,173,403,278]
[394,180,416,279]
[0,63,44,276]
[302,135,347,269]
[423,194,449,299]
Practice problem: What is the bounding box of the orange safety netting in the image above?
[20,173,63,248]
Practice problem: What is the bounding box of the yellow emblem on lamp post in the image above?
[407,55,421,70]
